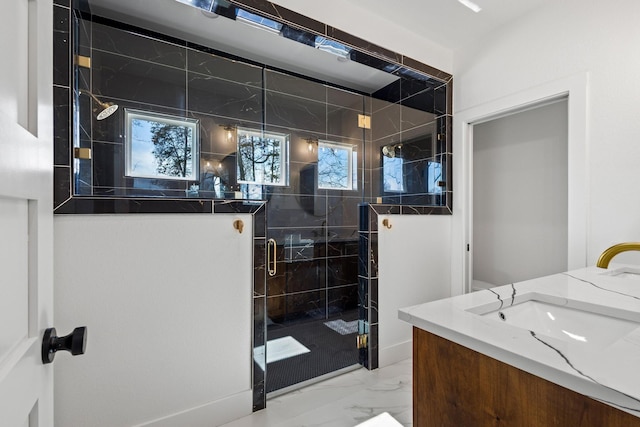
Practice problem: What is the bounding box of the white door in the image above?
[0,0,54,426]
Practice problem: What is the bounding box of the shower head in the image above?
[84,91,119,120]
[382,145,395,158]
[96,103,119,120]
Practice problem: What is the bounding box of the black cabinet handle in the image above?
[42,326,88,364]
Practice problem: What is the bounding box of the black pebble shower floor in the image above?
[265,310,360,393]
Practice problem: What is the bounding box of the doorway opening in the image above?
[470,98,569,290]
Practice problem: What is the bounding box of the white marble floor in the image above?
[221,358,413,427]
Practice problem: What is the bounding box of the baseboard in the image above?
[135,390,252,427]
[378,340,412,368]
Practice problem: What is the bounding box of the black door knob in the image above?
[42,326,88,364]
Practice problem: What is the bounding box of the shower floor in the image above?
[265,309,360,393]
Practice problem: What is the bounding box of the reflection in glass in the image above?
[236,127,289,186]
[427,161,443,194]
[383,156,405,192]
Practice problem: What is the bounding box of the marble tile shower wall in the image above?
[366,77,452,207]
[53,0,71,208]
[71,16,268,201]
[262,70,367,323]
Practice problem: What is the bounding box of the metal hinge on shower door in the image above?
[357,333,368,349]
[357,114,371,129]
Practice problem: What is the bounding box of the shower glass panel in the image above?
[263,69,365,393]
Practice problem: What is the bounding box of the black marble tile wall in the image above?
[56,6,451,212]
[53,5,70,87]
[92,22,186,68]
[53,3,72,210]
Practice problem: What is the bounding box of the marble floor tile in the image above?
[221,358,412,427]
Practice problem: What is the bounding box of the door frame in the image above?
[451,73,589,296]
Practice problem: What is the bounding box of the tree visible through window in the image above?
[125,110,199,180]
[318,141,356,190]
[383,156,405,192]
[236,127,288,186]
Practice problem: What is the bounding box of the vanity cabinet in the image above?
[413,327,640,426]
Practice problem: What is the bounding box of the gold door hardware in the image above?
[73,147,92,160]
[233,219,244,234]
[596,242,640,268]
[267,238,277,277]
[357,333,368,349]
[382,218,392,229]
[357,114,371,129]
[75,55,91,68]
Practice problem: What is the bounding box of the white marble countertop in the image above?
[399,265,640,417]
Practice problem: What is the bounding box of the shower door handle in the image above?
[267,238,277,277]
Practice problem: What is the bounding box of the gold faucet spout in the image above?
[596,242,640,268]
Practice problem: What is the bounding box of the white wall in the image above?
[53,214,253,427]
[377,214,451,367]
[473,100,568,287]
[454,0,640,267]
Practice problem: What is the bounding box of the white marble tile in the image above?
[220,358,412,427]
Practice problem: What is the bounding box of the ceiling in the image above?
[328,0,555,51]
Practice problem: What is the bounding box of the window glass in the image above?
[427,161,443,194]
[125,109,199,180]
[383,156,405,193]
[318,141,355,190]
[236,127,289,186]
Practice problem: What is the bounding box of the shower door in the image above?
[261,69,367,393]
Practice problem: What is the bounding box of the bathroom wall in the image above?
[454,0,640,267]
[54,214,254,426]
[377,214,451,367]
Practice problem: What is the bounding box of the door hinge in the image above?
[357,114,371,129]
[75,55,91,69]
[74,147,92,160]
[467,244,470,252]
[356,333,368,349]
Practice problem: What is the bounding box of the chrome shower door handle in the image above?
[267,238,277,277]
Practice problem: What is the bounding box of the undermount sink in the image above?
[600,266,640,280]
[468,293,640,349]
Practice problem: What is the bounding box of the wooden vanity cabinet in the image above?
[413,327,640,426]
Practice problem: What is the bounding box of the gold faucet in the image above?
[596,242,640,268]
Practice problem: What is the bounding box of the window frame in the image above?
[382,154,406,193]
[317,140,357,191]
[124,109,200,181]
[236,127,289,187]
